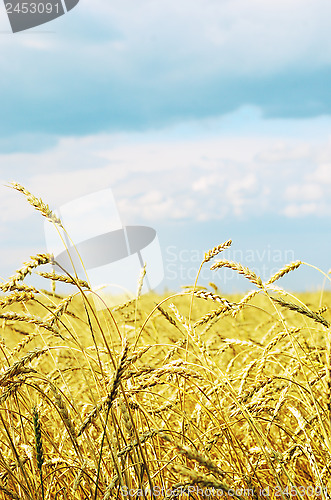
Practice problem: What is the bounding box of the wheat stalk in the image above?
[210,260,263,288]
[33,406,45,500]
[137,263,146,298]
[11,332,38,355]
[191,289,234,308]
[0,311,60,335]
[232,289,260,317]
[194,302,235,327]
[0,291,34,308]
[171,464,245,500]
[0,486,20,500]
[157,305,177,327]
[38,271,90,289]
[125,345,152,366]
[78,340,129,436]
[49,384,78,447]
[159,431,226,477]
[117,429,158,459]
[271,297,330,327]
[1,254,53,292]
[0,380,26,404]
[119,398,133,439]
[47,295,74,327]
[9,182,62,226]
[203,239,232,264]
[265,261,302,285]
[0,348,48,386]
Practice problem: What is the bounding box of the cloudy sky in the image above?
[0,0,331,293]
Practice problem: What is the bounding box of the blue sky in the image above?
[0,0,331,294]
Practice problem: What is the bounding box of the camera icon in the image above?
[4,0,79,33]
[44,188,164,309]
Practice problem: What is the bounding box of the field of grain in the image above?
[0,184,330,500]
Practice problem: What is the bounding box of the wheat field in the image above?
[0,183,330,499]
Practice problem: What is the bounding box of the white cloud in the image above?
[2,0,331,82]
[192,173,226,193]
[1,110,331,229]
[285,183,323,202]
[283,203,320,217]
[80,0,331,76]
[256,142,313,163]
[307,164,331,184]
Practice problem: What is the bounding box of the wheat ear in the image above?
[78,340,129,436]
[271,297,329,327]
[203,239,232,263]
[265,261,302,285]
[0,311,60,335]
[157,304,177,326]
[0,348,48,387]
[33,406,45,500]
[210,260,263,288]
[194,301,235,327]
[159,431,226,477]
[1,254,53,292]
[172,464,245,500]
[0,486,20,500]
[38,271,90,289]
[9,182,62,226]
[0,291,34,308]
